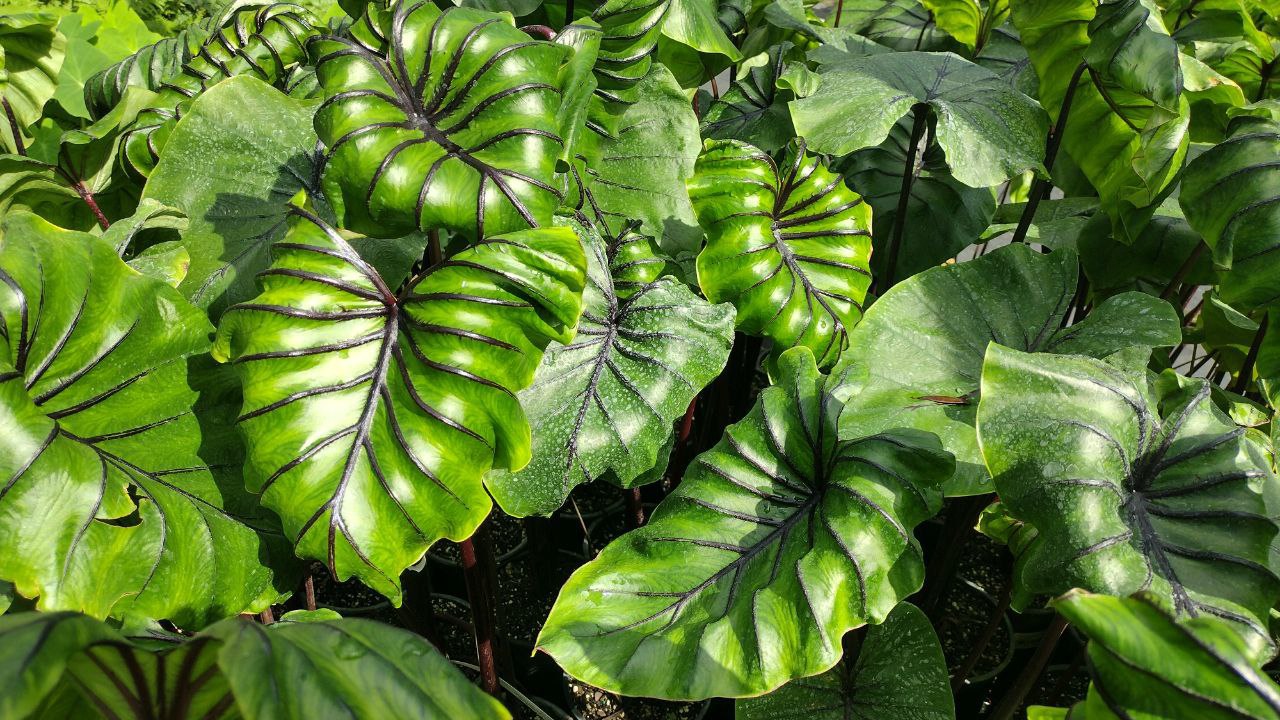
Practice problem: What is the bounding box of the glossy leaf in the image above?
[827,0,961,53]
[689,139,872,369]
[537,346,952,699]
[120,3,317,176]
[701,42,797,153]
[586,0,673,103]
[791,51,1048,189]
[834,117,997,285]
[0,212,275,627]
[1055,591,1280,720]
[831,244,1181,496]
[736,603,953,720]
[0,13,65,154]
[139,75,326,320]
[1012,0,1190,237]
[660,0,741,62]
[978,345,1280,656]
[1075,210,1212,300]
[1179,111,1280,309]
[214,206,586,602]
[486,219,734,518]
[310,2,579,239]
[83,18,213,119]
[0,609,510,719]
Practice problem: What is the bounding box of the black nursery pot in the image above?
[562,674,710,720]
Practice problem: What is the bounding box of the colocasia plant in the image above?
[3,0,1280,717]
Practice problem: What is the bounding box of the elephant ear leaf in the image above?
[978,345,1280,658]
[701,42,798,153]
[1012,0,1189,237]
[0,12,65,154]
[0,610,511,720]
[589,0,673,104]
[0,212,275,627]
[1054,591,1280,720]
[832,243,1180,496]
[689,138,872,369]
[213,206,586,602]
[789,51,1048,189]
[537,346,952,700]
[1179,112,1280,310]
[736,602,954,720]
[485,219,734,518]
[310,2,582,240]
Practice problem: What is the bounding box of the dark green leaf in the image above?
[0,12,65,153]
[537,346,951,699]
[701,43,797,153]
[826,0,961,53]
[213,206,586,602]
[0,212,276,627]
[486,219,734,517]
[832,244,1181,495]
[736,603,954,720]
[790,51,1049,189]
[979,345,1280,656]
[689,139,872,369]
[1179,111,1280,309]
[660,0,742,62]
[1055,591,1280,720]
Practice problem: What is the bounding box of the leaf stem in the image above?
[1232,313,1269,394]
[520,24,556,40]
[951,582,1012,692]
[1159,242,1207,301]
[565,0,575,27]
[877,104,930,293]
[1011,61,1088,246]
[919,493,991,618]
[460,518,509,697]
[624,487,646,528]
[989,614,1069,720]
[833,0,844,27]
[2,96,25,156]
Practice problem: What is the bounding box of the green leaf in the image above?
[140,75,326,320]
[0,13,66,153]
[0,212,275,627]
[701,43,797,153]
[82,19,209,119]
[831,244,1181,496]
[213,206,586,602]
[835,117,997,285]
[1182,52,1248,142]
[584,0,671,103]
[735,603,954,720]
[537,346,952,699]
[827,0,961,53]
[1075,210,1212,300]
[1012,0,1190,238]
[790,51,1049,189]
[206,614,511,719]
[310,3,578,240]
[974,22,1037,95]
[660,0,742,62]
[1054,591,1280,720]
[0,609,510,720]
[1179,111,1280,309]
[103,197,187,256]
[565,64,703,261]
[920,0,985,52]
[119,3,316,176]
[486,219,734,517]
[978,345,1280,657]
[689,139,872,369]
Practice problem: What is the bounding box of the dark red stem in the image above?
[625,487,645,528]
[989,614,1070,720]
[520,24,556,40]
[460,519,509,696]
[2,96,25,156]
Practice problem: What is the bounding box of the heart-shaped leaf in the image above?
[213,206,586,602]
[736,602,954,720]
[120,3,316,176]
[1012,0,1190,237]
[537,346,951,699]
[587,0,673,103]
[790,51,1048,189]
[485,219,734,518]
[310,2,581,240]
[0,12,65,154]
[688,138,872,369]
[828,0,960,53]
[978,345,1280,657]
[1179,111,1280,310]
[0,609,510,720]
[82,18,210,120]
[700,42,798,153]
[831,243,1181,496]
[0,212,276,627]
[1054,591,1280,720]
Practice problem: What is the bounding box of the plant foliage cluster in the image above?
[2,0,1280,717]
